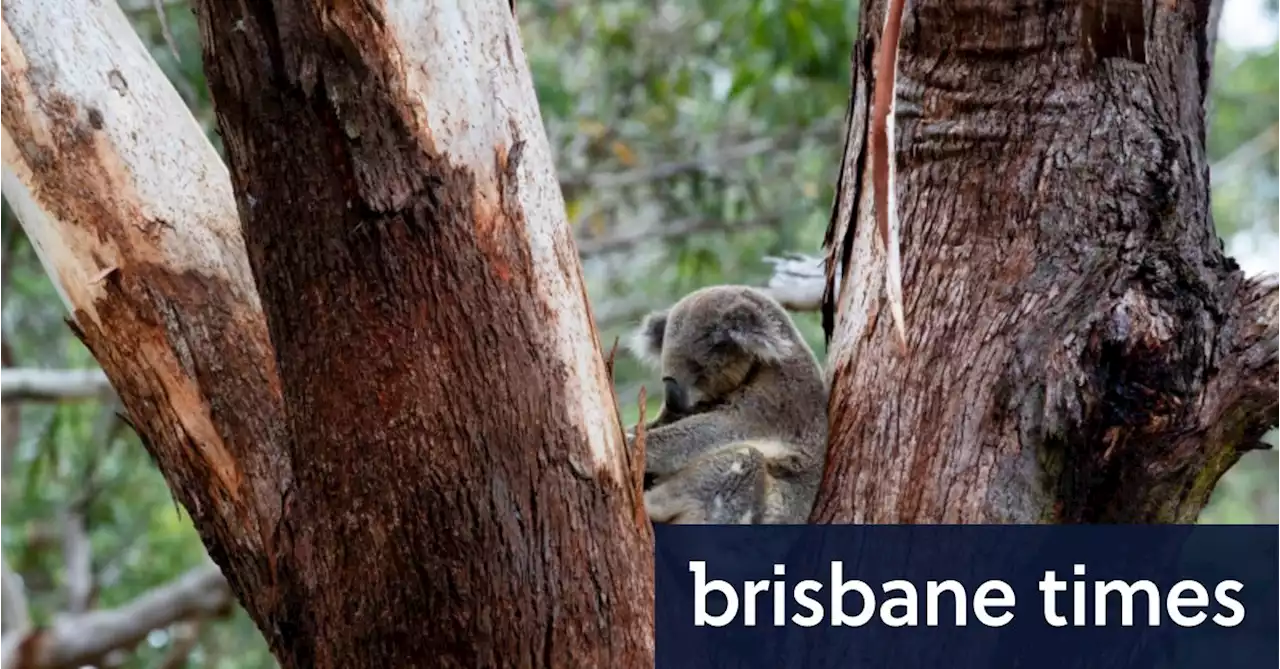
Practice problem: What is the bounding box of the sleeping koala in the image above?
[626,285,828,524]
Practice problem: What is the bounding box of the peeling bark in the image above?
[1,0,289,645]
[814,0,1278,524]
[191,0,652,666]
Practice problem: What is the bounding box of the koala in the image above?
[626,285,828,525]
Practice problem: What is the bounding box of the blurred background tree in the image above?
[2,0,1275,665]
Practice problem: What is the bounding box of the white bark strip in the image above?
[386,1,623,474]
[873,0,908,352]
[829,170,891,379]
[0,1,256,323]
[1,0,282,520]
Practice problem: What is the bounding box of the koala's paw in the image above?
[643,487,675,523]
[644,484,701,524]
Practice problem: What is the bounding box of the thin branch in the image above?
[1210,124,1278,186]
[563,136,778,190]
[59,509,92,615]
[1,558,29,637]
[558,120,842,191]
[2,212,23,479]
[1,206,20,297]
[1,342,20,480]
[595,296,660,329]
[0,565,231,669]
[61,396,127,615]
[577,213,783,257]
[0,369,113,402]
[116,0,186,12]
[1205,0,1225,78]
[156,620,202,669]
[150,0,182,63]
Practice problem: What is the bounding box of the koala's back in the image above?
[721,321,828,466]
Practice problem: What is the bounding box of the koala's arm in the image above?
[640,412,749,477]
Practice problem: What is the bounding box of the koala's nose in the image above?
[661,377,689,412]
[661,377,679,396]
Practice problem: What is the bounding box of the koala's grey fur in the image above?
[626,285,828,524]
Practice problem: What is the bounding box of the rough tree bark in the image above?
[190,0,653,667]
[4,0,653,666]
[813,0,1278,524]
[1,0,290,654]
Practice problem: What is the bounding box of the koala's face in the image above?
[633,286,796,412]
[659,302,756,409]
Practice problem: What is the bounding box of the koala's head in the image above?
[628,285,803,412]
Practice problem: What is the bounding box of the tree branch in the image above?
[59,509,92,615]
[1204,272,1280,439]
[593,253,828,335]
[0,565,231,669]
[186,0,654,662]
[1,558,29,638]
[578,213,783,257]
[761,253,829,311]
[1210,123,1278,186]
[116,0,186,11]
[558,120,842,191]
[0,342,20,480]
[1205,0,1225,73]
[156,621,202,669]
[2,0,289,650]
[0,369,112,402]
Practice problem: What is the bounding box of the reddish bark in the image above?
[190,1,653,666]
[814,0,1277,524]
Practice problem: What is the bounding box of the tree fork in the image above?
[191,0,652,666]
[815,0,1278,524]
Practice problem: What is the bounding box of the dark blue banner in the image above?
[654,525,1278,669]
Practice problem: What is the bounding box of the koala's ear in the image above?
[628,309,668,366]
[722,302,792,363]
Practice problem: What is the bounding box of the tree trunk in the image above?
[189,0,653,667]
[1,0,290,649]
[814,0,1278,524]
[4,0,653,666]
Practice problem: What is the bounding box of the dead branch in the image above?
[0,369,112,402]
